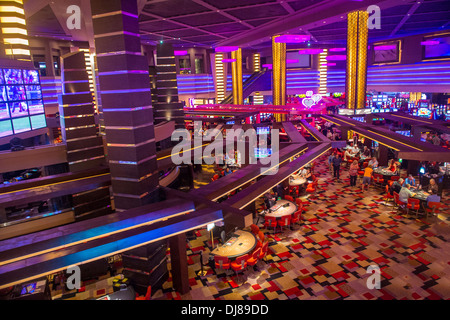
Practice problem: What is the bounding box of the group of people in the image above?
[389,175,441,212]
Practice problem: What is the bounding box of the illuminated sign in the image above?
[302,91,322,108]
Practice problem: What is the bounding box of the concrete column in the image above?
[169,233,190,295]
[90,0,159,210]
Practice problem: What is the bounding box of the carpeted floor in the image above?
[55,153,450,300]
[158,153,450,300]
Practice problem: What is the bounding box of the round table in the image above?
[289,176,307,186]
[265,199,297,219]
[210,230,257,259]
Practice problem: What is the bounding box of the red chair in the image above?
[278,215,291,232]
[291,210,302,227]
[406,198,421,218]
[284,195,294,202]
[384,185,394,206]
[289,186,299,197]
[390,176,400,182]
[393,192,406,213]
[295,198,306,212]
[264,216,277,233]
[257,230,265,243]
[425,202,443,220]
[214,255,230,272]
[259,241,269,263]
[213,174,220,181]
[250,224,260,235]
[247,247,261,271]
[231,254,249,283]
[373,173,384,188]
[135,285,152,300]
[306,181,318,198]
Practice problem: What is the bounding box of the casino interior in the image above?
[0,0,449,301]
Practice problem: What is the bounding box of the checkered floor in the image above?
[55,153,450,300]
[157,154,450,300]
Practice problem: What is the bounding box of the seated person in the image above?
[344,148,354,161]
[398,184,416,204]
[224,167,232,176]
[264,193,276,210]
[387,159,399,173]
[423,178,439,194]
[403,174,416,187]
[360,146,371,160]
[426,189,441,207]
[298,166,308,177]
[303,168,313,183]
[390,178,404,195]
[272,183,286,199]
[368,157,378,169]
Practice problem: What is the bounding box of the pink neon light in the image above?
[374,45,396,51]
[221,59,236,63]
[275,34,310,43]
[329,48,346,52]
[215,46,238,52]
[298,49,323,54]
[421,40,439,45]
[286,59,298,63]
[321,63,336,66]
[326,55,346,61]
[262,64,272,69]
[174,50,188,56]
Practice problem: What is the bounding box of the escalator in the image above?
[220,69,272,104]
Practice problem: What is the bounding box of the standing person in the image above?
[332,153,343,181]
[328,152,335,175]
[361,164,373,192]
[349,160,359,187]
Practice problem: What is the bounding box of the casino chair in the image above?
[289,186,299,197]
[424,202,443,221]
[373,173,385,188]
[264,216,277,233]
[384,185,394,207]
[295,198,307,213]
[246,247,261,272]
[259,241,269,264]
[278,215,291,232]
[231,254,249,283]
[257,230,265,244]
[214,255,231,273]
[250,224,260,235]
[393,192,406,214]
[135,285,152,300]
[305,180,318,198]
[390,176,400,182]
[406,198,421,218]
[284,195,294,202]
[290,209,302,228]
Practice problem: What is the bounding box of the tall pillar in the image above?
[169,234,190,295]
[155,43,185,128]
[272,35,286,121]
[90,0,159,210]
[346,11,369,111]
[231,48,243,105]
[0,0,30,61]
[212,52,226,103]
[59,51,111,220]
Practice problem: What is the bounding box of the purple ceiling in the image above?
[138,0,450,48]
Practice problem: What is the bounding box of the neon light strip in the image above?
[99,70,148,76]
[97,51,141,57]
[103,106,152,112]
[100,88,149,94]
